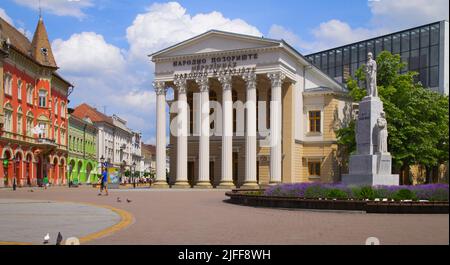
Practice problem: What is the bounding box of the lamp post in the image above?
[68,164,73,187]
[13,157,19,191]
[132,162,136,188]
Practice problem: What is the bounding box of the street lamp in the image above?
[13,156,20,191]
[2,157,9,187]
[132,162,136,188]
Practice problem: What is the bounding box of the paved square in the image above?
[0,186,448,245]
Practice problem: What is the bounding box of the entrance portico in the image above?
[150,30,349,188]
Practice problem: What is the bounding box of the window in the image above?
[358,43,366,63]
[351,45,358,63]
[420,48,429,68]
[4,103,13,132]
[410,49,420,70]
[26,112,34,137]
[383,36,392,52]
[392,34,401,54]
[54,99,58,115]
[308,161,321,177]
[430,24,440,46]
[38,122,47,138]
[401,32,410,52]
[26,84,33,104]
[39,90,47,107]
[17,80,22,100]
[17,107,23,135]
[367,41,374,56]
[420,27,429,48]
[429,66,439,87]
[430,45,439,67]
[61,102,66,118]
[411,29,420,50]
[4,73,12,95]
[375,38,383,57]
[309,111,321,133]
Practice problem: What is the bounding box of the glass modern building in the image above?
[306,20,449,95]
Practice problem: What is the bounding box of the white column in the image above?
[173,77,189,187]
[153,81,169,187]
[242,72,258,188]
[218,73,235,188]
[267,72,285,184]
[195,75,212,188]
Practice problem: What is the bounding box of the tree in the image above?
[336,51,449,184]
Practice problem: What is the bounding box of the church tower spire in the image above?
[30,16,57,68]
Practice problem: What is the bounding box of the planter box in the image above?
[225,190,449,214]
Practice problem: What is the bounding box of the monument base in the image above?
[343,152,399,186]
[342,173,399,186]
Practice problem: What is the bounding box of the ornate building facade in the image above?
[0,17,71,187]
[150,30,353,188]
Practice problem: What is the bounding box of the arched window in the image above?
[26,111,34,137]
[4,103,13,132]
[54,98,58,115]
[17,107,23,135]
[232,90,238,133]
[26,84,34,105]
[4,73,12,95]
[60,102,65,118]
[37,115,49,138]
[17,80,22,101]
[209,90,217,130]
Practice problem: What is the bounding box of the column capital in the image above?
[218,73,232,91]
[195,75,209,92]
[153,81,166,95]
[267,72,286,87]
[242,72,257,90]
[173,77,188,94]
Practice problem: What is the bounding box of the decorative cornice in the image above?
[267,72,286,87]
[153,81,167,95]
[195,75,209,92]
[218,73,232,91]
[173,77,187,94]
[242,71,257,90]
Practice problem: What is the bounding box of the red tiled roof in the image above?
[72,103,113,124]
[141,143,156,156]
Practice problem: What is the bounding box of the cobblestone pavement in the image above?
[0,186,448,245]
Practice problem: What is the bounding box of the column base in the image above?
[172,181,191,189]
[216,181,236,189]
[152,181,170,188]
[268,181,282,185]
[194,181,213,189]
[240,182,260,189]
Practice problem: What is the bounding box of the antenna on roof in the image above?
[38,0,42,19]
[101,105,107,115]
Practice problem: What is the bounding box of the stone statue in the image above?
[377,112,388,154]
[365,52,377,97]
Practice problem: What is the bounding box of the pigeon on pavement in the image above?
[117,197,121,202]
[126,199,132,203]
[43,233,50,244]
[56,232,63,245]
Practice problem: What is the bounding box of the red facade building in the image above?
[0,16,72,187]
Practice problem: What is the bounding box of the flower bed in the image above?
[264,183,449,202]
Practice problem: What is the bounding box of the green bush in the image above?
[326,189,349,199]
[393,189,417,201]
[304,185,327,199]
[351,186,376,200]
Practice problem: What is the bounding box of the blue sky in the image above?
[1,0,448,144]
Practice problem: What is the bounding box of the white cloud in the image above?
[0,8,13,24]
[369,0,449,30]
[52,32,126,76]
[13,0,94,19]
[126,1,262,60]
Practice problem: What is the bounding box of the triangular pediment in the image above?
[151,30,281,59]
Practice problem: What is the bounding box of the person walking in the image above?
[98,169,109,196]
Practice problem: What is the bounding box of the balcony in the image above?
[36,138,58,148]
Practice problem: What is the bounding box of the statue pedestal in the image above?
[342,96,399,186]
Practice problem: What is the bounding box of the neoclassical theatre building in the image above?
[151,30,352,188]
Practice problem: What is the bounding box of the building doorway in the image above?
[86,163,93,183]
[26,154,33,186]
[209,161,214,186]
[188,161,195,187]
[2,150,12,187]
[232,152,238,186]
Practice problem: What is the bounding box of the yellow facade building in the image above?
[150,30,353,188]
